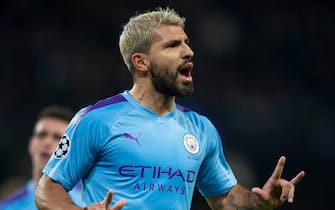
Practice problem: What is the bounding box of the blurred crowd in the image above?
[0,0,334,209]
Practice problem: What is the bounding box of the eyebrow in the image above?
[164,37,190,47]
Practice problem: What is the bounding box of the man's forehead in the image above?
[34,117,67,132]
[152,25,189,42]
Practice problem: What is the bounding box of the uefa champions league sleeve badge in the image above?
[54,135,71,159]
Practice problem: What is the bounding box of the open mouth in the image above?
[179,62,193,80]
[40,151,51,161]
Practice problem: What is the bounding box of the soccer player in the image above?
[35,8,305,210]
[0,105,83,210]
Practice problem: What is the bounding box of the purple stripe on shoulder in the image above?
[0,187,28,206]
[74,181,83,191]
[84,94,127,114]
[176,104,192,112]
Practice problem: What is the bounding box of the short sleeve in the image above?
[43,110,108,191]
[196,120,237,196]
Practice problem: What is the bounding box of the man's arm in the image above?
[35,175,82,210]
[205,184,268,210]
[205,156,305,210]
[35,175,126,210]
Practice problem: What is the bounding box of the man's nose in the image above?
[44,136,54,148]
[44,135,60,148]
[183,43,194,59]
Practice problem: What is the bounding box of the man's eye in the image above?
[168,42,179,48]
[53,135,63,141]
[35,131,48,138]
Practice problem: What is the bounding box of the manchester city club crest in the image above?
[183,133,199,154]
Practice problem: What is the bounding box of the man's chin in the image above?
[39,159,51,167]
[175,87,194,97]
[175,92,193,97]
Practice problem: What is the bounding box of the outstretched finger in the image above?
[102,190,114,208]
[270,156,286,180]
[287,185,295,203]
[110,199,126,210]
[280,181,294,202]
[290,171,305,185]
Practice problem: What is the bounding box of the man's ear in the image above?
[131,53,149,72]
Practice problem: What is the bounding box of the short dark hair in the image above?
[37,105,74,123]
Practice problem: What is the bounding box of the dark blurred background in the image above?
[0,0,334,209]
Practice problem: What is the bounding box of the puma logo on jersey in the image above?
[124,133,141,146]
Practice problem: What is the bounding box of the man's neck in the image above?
[129,86,175,116]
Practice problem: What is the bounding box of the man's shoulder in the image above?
[176,104,209,120]
[85,93,128,115]
[176,103,215,128]
[71,93,130,124]
[176,103,193,113]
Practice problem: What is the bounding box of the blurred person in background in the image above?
[0,105,83,210]
[35,7,304,210]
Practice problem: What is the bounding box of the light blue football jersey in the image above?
[43,90,237,209]
[0,180,83,210]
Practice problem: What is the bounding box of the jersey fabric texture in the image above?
[43,90,237,210]
[0,180,83,210]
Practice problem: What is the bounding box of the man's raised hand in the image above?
[83,190,126,210]
[251,156,305,209]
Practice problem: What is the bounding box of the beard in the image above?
[150,60,194,97]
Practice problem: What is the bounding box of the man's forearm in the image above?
[35,175,82,210]
[223,185,263,210]
[206,184,270,210]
